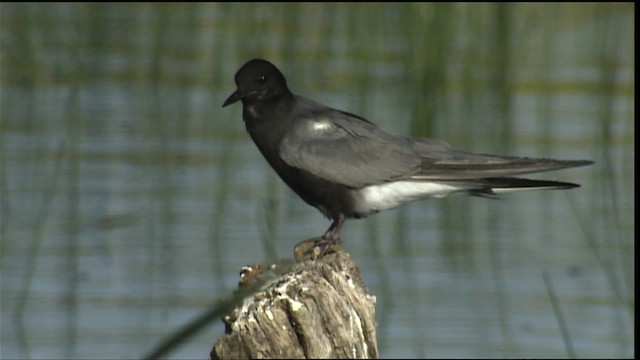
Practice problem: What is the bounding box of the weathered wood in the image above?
[211,239,378,359]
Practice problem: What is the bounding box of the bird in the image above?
[222,58,592,248]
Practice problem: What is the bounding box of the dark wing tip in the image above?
[555,159,594,167]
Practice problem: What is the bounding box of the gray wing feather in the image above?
[279,99,592,187]
[279,109,424,188]
[411,144,592,179]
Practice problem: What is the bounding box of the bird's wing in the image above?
[279,108,426,188]
[410,140,593,180]
[280,101,592,187]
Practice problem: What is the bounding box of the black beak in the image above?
[222,90,242,107]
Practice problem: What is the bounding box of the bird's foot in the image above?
[315,235,342,258]
[294,236,341,261]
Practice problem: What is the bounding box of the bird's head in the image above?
[223,59,290,107]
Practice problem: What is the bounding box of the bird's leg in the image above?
[321,213,345,242]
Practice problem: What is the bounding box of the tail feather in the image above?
[469,177,580,197]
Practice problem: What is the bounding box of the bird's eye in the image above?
[258,75,267,84]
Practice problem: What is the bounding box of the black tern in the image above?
[223,59,592,246]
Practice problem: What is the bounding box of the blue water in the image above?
[1,3,634,359]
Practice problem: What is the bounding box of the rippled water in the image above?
[1,3,634,359]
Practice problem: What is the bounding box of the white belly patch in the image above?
[352,181,473,214]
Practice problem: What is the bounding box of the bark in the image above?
[211,239,378,359]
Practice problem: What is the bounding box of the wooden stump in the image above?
[211,239,378,359]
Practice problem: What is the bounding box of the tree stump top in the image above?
[212,239,378,359]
